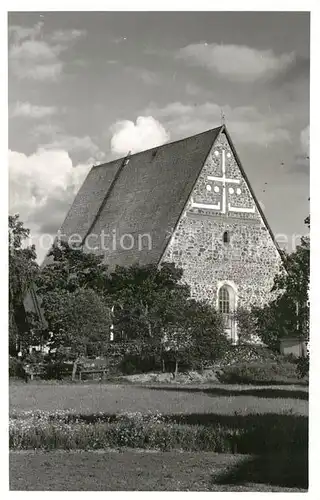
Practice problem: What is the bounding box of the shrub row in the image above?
[217,345,282,367]
[9,410,307,454]
[216,361,303,385]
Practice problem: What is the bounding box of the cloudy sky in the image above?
[8,11,310,262]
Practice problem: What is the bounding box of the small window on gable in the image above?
[223,231,230,244]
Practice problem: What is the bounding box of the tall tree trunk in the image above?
[72,357,80,381]
[174,358,178,379]
[143,303,152,337]
[162,358,165,373]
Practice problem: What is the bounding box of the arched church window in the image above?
[218,286,230,314]
[223,231,230,244]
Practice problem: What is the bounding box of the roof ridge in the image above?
[157,126,223,263]
[93,125,224,169]
[81,152,131,246]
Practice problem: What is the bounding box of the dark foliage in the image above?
[9,215,39,354]
[296,353,309,379]
[252,216,309,350]
[216,360,300,385]
[9,356,26,378]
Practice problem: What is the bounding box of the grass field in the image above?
[10,450,307,491]
[9,381,308,416]
[9,381,308,491]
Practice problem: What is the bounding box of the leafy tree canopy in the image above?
[9,214,39,354]
[36,240,109,295]
[44,288,111,379]
[9,214,39,306]
[253,215,310,349]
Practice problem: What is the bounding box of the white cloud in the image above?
[177,43,295,82]
[8,23,86,81]
[50,29,86,43]
[40,135,105,161]
[29,62,63,81]
[9,38,64,81]
[9,149,89,211]
[11,101,57,119]
[300,125,310,155]
[290,125,310,174]
[30,121,106,164]
[9,148,92,262]
[144,101,291,146]
[110,116,170,155]
[10,39,62,60]
[8,22,43,42]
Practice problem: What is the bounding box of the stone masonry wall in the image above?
[160,131,282,311]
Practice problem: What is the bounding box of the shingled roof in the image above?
[56,126,222,268]
[49,124,283,269]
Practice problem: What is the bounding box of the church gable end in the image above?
[160,128,282,341]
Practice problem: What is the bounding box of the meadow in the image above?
[9,381,308,491]
[9,381,308,415]
[10,450,307,491]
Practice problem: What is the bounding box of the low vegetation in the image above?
[10,408,307,455]
[216,360,304,385]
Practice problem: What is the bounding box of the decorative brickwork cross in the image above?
[191,149,255,214]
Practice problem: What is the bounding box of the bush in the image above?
[9,356,26,378]
[296,354,309,379]
[217,345,281,368]
[232,307,258,344]
[41,358,74,380]
[119,354,159,374]
[217,360,299,385]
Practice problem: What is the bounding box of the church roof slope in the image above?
[58,126,223,268]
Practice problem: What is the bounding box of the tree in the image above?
[186,300,228,369]
[162,299,227,377]
[253,215,310,349]
[9,214,39,354]
[105,262,190,341]
[162,325,193,378]
[272,235,309,339]
[36,240,109,295]
[232,307,258,345]
[107,263,230,375]
[43,288,111,379]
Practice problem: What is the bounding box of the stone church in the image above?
[34,125,284,344]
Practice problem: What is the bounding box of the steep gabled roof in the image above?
[46,124,284,269]
[54,126,222,268]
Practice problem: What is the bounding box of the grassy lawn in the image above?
[9,450,307,491]
[9,381,308,491]
[9,381,308,415]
